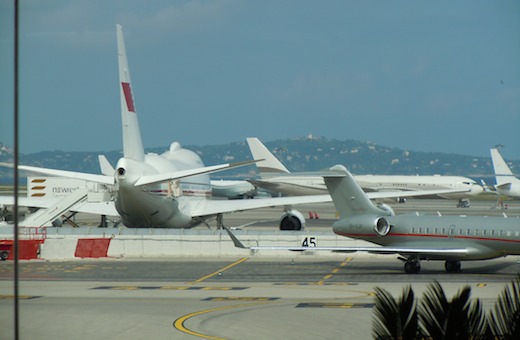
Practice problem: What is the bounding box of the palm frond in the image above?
[419,281,449,339]
[419,280,486,339]
[373,286,419,340]
[488,275,520,339]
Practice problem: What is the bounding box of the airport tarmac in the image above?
[1,257,520,339]
[1,198,519,339]
[66,197,519,229]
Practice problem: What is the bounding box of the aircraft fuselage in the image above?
[114,148,211,228]
[255,173,483,199]
[333,214,520,261]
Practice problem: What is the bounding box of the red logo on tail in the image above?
[121,82,135,112]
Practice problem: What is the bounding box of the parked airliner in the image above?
[490,148,520,198]
[225,165,520,273]
[247,137,483,205]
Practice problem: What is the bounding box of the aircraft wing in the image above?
[496,182,512,190]
[222,225,468,257]
[134,160,258,187]
[248,179,326,193]
[249,178,468,199]
[0,196,119,217]
[190,195,332,217]
[0,162,114,185]
[190,186,469,217]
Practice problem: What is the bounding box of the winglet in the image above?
[116,24,145,162]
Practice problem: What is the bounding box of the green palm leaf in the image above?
[373,285,419,339]
[488,275,520,339]
[419,281,486,339]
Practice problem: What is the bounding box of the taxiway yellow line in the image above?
[315,257,352,285]
[173,302,266,339]
[188,257,248,284]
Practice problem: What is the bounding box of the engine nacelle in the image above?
[374,217,391,236]
[279,209,305,231]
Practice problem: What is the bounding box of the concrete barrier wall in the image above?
[1,227,376,260]
[41,238,81,260]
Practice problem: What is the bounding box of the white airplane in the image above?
[490,148,520,198]
[210,179,256,199]
[225,165,520,273]
[0,25,482,230]
[247,137,483,205]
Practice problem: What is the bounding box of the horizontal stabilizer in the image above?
[134,160,258,187]
[496,182,512,190]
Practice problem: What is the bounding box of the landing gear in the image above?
[445,260,461,272]
[98,215,108,228]
[404,260,421,274]
[457,199,470,208]
[216,214,224,229]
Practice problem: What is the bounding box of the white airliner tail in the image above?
[490,148,520,197]
[246,137,289,174]
[491,148,517,183]
[117,24,145,162]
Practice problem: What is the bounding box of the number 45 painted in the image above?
[302,237,317,247]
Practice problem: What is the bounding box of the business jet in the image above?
[225,165,520,273]
[490,148,520,198]
[246,137,483,205]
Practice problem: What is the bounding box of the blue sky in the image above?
[1,1,519,159]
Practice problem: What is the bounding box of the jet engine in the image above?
[374,217,391,236]
[279,209,305,231]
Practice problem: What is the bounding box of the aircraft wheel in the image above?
[404,261,420,274]
[0,251,8,261]
[280,216,301,231]
[445,260,461,273]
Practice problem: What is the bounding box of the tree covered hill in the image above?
[1,137,518,184]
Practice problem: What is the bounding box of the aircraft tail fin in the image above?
[117,24,145,162]
[322,165,390,219]
[246,137,290,175]
[490,148,516,186]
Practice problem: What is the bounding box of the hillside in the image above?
[0,137,518,184]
